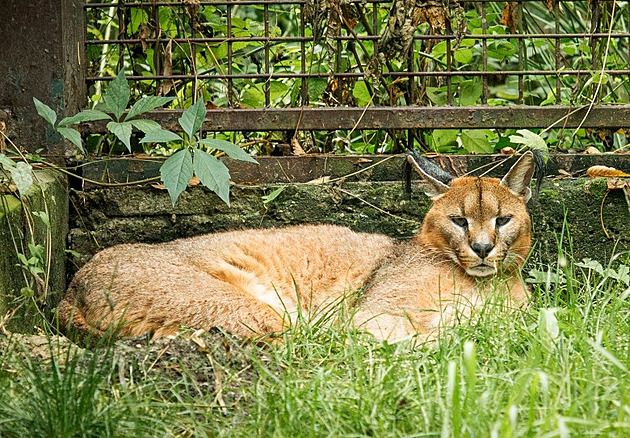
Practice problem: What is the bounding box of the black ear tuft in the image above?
[406,151,452,199]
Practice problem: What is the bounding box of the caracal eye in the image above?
[449,216,468,228]
[495,216,512,227]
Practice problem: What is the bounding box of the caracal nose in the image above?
[471,242,494,259]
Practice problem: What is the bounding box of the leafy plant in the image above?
[34,71,174,153]
[0,154,33,198]
[140,98,258,205]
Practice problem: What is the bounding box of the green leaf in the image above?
[33,98,57,126]
[178,98,206,139]
[0,154,16,170]
[426,87,448,106]
[124,96,175,121]
[10,162,33,198]
[262,186,285,205]
[459,80,483,106]
[193,148,231,206]
[198,139,258,163]
[454,48,473,64]
[129,119,162,133]
[58,110,111,126]
[140,129,183,143]
[160,148,193,206]
[103,70,130,120]
[32,211,50,227]
[353,81,371,106]
[460,130,493,154]
[107,121,133,152]
[509,129,549,163]
[57,127,85,153]
[431,129,459,150]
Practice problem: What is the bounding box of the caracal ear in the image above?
[500,151,535,202]
[406,154,450,199]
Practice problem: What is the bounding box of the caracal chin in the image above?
[59,152,535,342]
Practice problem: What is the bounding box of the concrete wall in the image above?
[0,170,68,332]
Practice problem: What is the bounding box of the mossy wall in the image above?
[68,177,630,274]
[0,170,68,332]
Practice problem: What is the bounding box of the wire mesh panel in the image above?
[83,0,630,151]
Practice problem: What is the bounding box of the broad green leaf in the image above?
[426,87,448,106]
[307,78,328,103]
[58,110,111,126]
[459,80,483,106]
[130,8,148,34]
[198,139,258,163]
[0,154,16,170]
[262,186,285,205]
[160,148,193,206]
[57,127,85,153]
[193,148,231,206]
[509,129,549,162]
[125,96,175,121]
[10,161,33,198]
[431,129,459,150]
[460,130,493,154]
[33,98,57,126]
[353,81,371,106]
[454,48,473,64]
[129,119,162,133]
[107,121,133,152]
[32,211,50,227]
[178,98,206,139]
[103,70,131,120]
[140,129,183,143]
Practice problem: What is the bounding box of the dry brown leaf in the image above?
[607,178,630,191]
[157,39,173,96]
[305,176,331,185]
[557,169,572,177]
[137,22,151,52]
[291,137,306,156]
[413,5,447,30]
[500,146,516,155]
[584,146,601,154]
[152,177,199,191]
[547,0,555,11]
[0,120,6,154]
[500,2,519,33]
[586,165,630,178]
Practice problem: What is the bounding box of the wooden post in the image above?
[0,0,85,163]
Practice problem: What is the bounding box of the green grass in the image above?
[1,251,629,437]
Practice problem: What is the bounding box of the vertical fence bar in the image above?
[555,2,561,104]
[153,3,162,96]
[190,4,198,100]
[227,0,234,107]
[517,0,524,104]
[481,2,488,104]
[300,2,308,104]
[117,0,126,72]
[264,3,271,106]
[446,37,452,105]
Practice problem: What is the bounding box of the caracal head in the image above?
[409,152,535,277]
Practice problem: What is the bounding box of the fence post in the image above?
[0,0,85,162]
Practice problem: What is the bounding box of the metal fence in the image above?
[82,0,630,148]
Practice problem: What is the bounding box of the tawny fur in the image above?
[58,153,535,342]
